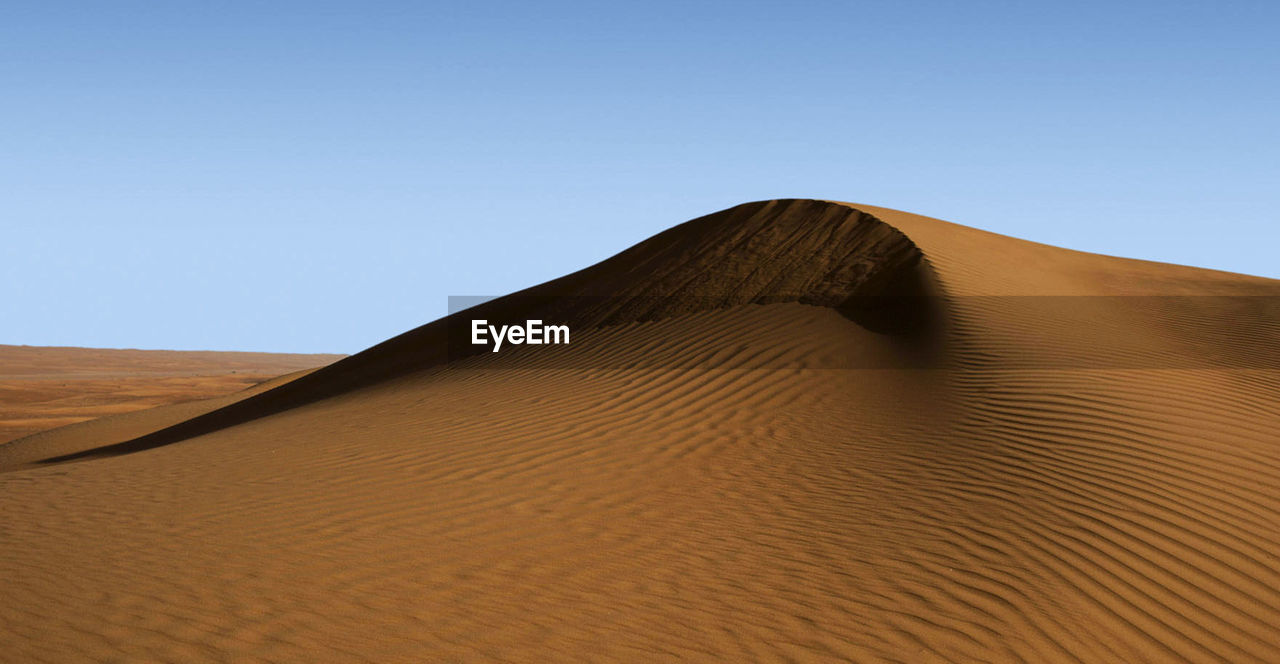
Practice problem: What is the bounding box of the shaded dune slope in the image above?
[2,200,1278,663]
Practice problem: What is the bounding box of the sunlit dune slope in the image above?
[1,200,1277,663]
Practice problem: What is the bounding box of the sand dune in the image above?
[1,200,1277,662]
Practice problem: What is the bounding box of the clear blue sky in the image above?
[3,1,1276,354]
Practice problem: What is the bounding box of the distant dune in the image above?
[1,200,1277,662]
[0,345,343,446]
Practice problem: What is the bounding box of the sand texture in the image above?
[1,200,1277,662]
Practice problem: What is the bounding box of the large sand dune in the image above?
[1,200,1277,662]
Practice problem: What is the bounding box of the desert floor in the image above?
[0,345,342,444]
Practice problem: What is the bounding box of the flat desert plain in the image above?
[0,346,342,445]
[1,200,1277,662]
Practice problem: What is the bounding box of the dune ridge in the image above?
[1,200,1277,662]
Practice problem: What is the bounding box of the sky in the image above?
[3,1,1277,354]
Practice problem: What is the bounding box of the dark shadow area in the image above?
[837,259,942,338]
